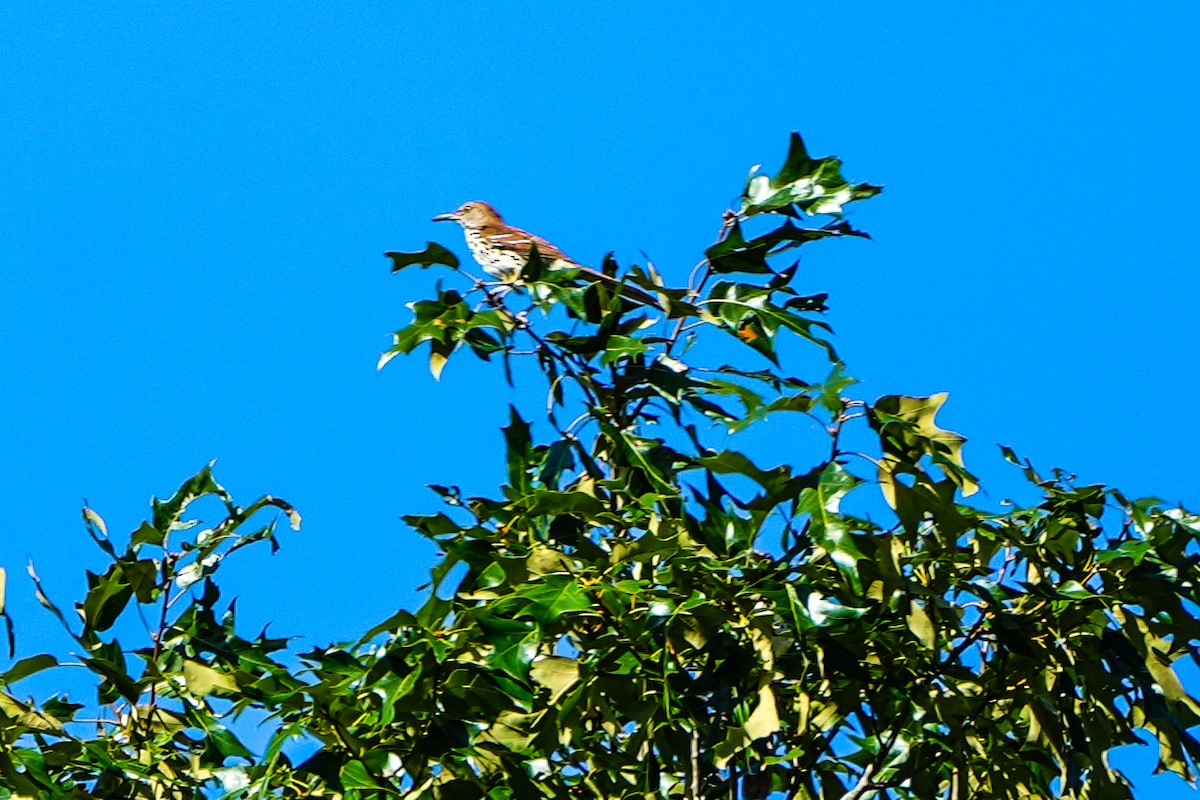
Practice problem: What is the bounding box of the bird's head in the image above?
[432,201,502,227]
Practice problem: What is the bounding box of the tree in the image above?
[3,132,1200,800]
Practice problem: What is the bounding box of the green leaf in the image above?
[403,512,465,538]
[0,569,9,658]
[714,686,782,768]
[705,280,836,362]
[149,465,233,541]
[745,686,782,744]
[1,654,58,686]
[706,219,869,274]
[81,565,134,633]
[705,222,774,274]
[430,336,452,380]
[480,710,540,752]
[797,463,866,593]
[530,656,580,704]
[1057,580,1094,599]
[741,131,882,217]
[698,450,813,512]
[801,590,868,627]
[871,392,978,507]
[906,600,936,650]
[506,575,592,625]
[83,640,139,703]
[523,489,604,518]
[521,241,548,282]
[385,241,459,272]
[491,629,541,679]
[503,406,534,493]
[26,562,72,636]
[1140,634,1200,717]
[599,334,648,365]
[182,660,240,697]
[82,506,115,557]
[378,290,513,374]
[340,759,387,791]
[131,521,165,548]
[464,327,504,360]
[208,726,255,760]
[0,693,64,734]
[538,440,575,487]
[474,616,540,678]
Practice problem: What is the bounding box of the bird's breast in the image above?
[465,228,524,280]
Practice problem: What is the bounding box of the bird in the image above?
[433,201,660,307]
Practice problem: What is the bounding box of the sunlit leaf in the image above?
[741,132,883,217]
[871,392,978,507]
[797,463,866,592]
[906,599,936,650]
[183,660,240,697]
[531,656,580,704]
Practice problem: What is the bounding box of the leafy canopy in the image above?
[2,133,1199,800]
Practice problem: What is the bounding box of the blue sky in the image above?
[2,1,1198,792]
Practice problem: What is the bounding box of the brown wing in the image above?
[482,222,579,266]
[479,219,662,308]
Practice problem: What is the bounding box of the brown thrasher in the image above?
[433,201,660,307]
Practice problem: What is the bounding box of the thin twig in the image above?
[664,209,738,358]
[463,268,604,411]
[690,727,701,800]
[840,724,903,800]
[626,210,739,429]
[146,547,175,717]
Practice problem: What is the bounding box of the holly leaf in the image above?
[385,242,460,272]
[796,462,866,593]
[741,132,882,217]
[871,392,978,507]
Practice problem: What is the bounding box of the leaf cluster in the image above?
[2,134,1199,800]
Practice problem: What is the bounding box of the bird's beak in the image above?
[432,211,458,222]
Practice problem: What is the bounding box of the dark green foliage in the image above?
[2,134,1199,800]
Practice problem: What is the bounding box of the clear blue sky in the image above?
[2,2,1198,792]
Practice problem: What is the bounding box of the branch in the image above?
[463,267,605,412]
[838,762,882,800]
[838,723,902,800]
[664,209,737,357]
[627,209,738,427]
